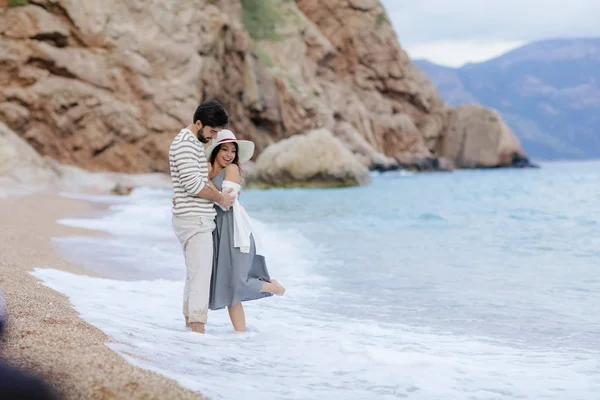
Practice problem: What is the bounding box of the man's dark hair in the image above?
[193,100,229,128]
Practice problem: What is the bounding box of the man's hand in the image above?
[174,188,234,209]
[219,188,235,210]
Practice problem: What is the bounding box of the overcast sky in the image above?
[380,0,600,67]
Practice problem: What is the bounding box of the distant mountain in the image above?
[415,38,600,160]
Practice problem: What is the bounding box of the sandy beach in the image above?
[0,187,206,400]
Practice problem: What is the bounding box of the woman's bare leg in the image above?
[227,302,247,332]
[260,279,286,296]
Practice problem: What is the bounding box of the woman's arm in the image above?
[221,164,242,205]
[224,163,242,185]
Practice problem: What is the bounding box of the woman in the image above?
[204,130,285,332]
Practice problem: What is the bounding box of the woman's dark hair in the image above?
[193,100,229,128]
[210,143,243,175]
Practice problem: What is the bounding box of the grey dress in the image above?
[209,169,273,310]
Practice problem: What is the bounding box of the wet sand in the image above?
[0,189,207,399]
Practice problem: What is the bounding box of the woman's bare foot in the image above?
[270,280,286,296]
[260,279,286,296]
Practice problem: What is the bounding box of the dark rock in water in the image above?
[478,152,540,169]
[111,183,134,195]
[510,153,540,168]
[407,157,439,172]
[397,155,455,172]
[370,163,403,173]
[373,152,537,173]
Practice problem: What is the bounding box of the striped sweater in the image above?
[169,128,216,219]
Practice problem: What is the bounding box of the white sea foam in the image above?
[31,265,599,400]
[31,186,600,399]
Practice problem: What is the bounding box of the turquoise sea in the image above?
[34,160,600,399]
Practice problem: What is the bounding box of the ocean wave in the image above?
[40,165,600,399]
[30,266,600,399]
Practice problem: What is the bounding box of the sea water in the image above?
[32,160,600,399]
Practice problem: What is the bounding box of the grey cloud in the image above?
[380,0,600,44]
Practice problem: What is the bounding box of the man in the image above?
[169,100,236,334]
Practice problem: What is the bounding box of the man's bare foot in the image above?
[270,280,286,296]
[189,322,205,334]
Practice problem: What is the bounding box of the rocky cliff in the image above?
[0,0,530,181]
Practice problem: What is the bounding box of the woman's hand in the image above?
[172,198,176,206]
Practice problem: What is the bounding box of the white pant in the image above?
[172,215,215,323]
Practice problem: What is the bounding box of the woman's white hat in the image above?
[205,129,255,164]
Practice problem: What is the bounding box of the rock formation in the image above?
[0,121,58,185]
[245,128,370,188]
[0,0,531,187]
[0,121,170,193]
[439,105,528,168]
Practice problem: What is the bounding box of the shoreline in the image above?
[0,188,206,399]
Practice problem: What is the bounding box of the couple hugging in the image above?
[169,100,285,334]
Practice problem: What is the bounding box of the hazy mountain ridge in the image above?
[415,38,600,160]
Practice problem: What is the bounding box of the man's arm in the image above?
[173,138,208,196]
[196,182,225,204]
[172,180,235,208]
[200,179,236,209]
[172,137,234,208]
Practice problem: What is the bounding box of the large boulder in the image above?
[245,128,370,188]
[0,122,59,186]
[439,105,532,168]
